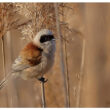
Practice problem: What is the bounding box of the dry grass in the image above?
[0,3,71,41]
[13,3,57,40]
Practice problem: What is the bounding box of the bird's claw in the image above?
[38,77,48,83]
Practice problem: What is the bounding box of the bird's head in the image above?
[33,29,56,51]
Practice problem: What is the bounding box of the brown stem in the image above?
[54,3,70,107]
[41,81,46,108]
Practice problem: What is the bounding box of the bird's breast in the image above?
[42,50,55,74]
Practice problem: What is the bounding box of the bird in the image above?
[0,29,56,89]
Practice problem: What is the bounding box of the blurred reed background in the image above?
[0,3,110,107]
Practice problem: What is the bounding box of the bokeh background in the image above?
[0,3,110,107]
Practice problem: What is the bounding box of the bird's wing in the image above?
[12,56,30,72]
[12,42,43,72]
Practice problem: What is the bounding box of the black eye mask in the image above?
[40,35,55,43]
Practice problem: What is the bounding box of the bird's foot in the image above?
[38,77,48,83]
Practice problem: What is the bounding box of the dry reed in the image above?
[54,3,70,107]
[76,39,86,107]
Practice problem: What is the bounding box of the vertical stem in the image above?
[61,4,70,107]
[1,37,6,78]
[64,41,70,107]
[1,36,8,107]
[6,31,19,107]
[76,39,86,107]
[41,81,46,108]
[54,3,70,107]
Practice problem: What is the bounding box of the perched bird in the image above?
[0,29,56,89]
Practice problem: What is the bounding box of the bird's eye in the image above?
[40,35,54,43]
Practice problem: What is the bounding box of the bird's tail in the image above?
[0,72,14,90]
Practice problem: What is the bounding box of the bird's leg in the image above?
[38,77,48,83]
